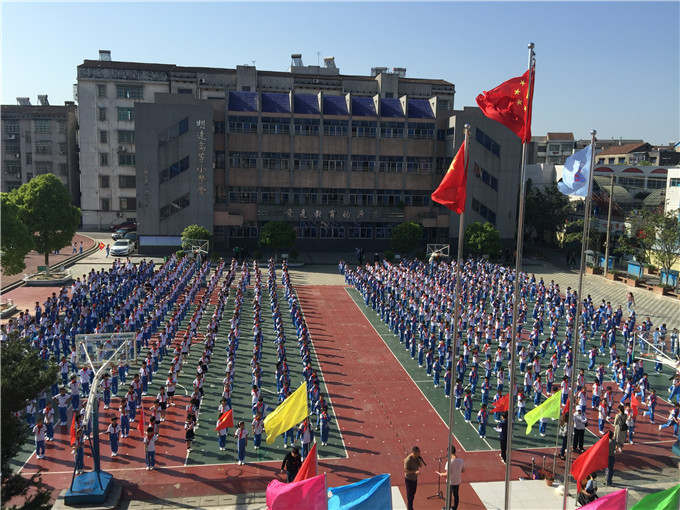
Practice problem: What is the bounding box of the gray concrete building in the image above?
[1,98,79,202]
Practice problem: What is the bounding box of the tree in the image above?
[259,221,296,259]
[464,221,502,259]
[9,174,80,271]
[562,218,599,257]
[180,224,213,253]
[650,209,680,279]
[390,222,423,253]
[524,182,571,246]
[0,194,34,276]
[1,333,58,509]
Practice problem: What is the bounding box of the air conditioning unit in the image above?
[14,153,21,159]
[198,78,206,84]
[118,145,127,152]
[8,134,16,140]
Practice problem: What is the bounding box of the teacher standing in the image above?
[404,446,424,510]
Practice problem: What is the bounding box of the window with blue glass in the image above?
[475,128,500,158]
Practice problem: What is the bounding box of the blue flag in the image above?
[558,144,592,197]
[328,473,392,510]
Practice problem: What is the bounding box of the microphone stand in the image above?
[427,456,446,501]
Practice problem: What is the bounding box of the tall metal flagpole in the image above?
[503,42,535,510]
[604,174,615,276]
[445,124,470,510]
[562,130,598,510]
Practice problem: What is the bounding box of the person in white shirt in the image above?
[107,417,122,456]
[33,419,46,459]
[436,446,465,510]
[143,427,157,470]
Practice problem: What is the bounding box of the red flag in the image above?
[137,404,146,436]
[98,242,105,250]
[631,394,639,418]
[215,409,234,431]
[490,393,509,414]
[563,397,570,416]
[431,141,468,214]
[476,65,535,143]
[70,414,76,446]
[570,432,610,491]
[293,442,318,483]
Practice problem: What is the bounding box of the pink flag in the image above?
[580,488,627,509]
[266,474,327,510]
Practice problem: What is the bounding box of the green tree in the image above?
[180,224,213,253]
[524,182,571,246]
[9,174,80,271]
[1,333,58,509]
[0,194,34,276]
[464,221,502,259]
[562,218,599,257]
[650,209,680,280]
[390,222,423,253]
[259,221,296,259]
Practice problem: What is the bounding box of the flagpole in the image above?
[562,130,597,510]
[503,42,535,510]
[445,124,470,510]
[604,174,615,276]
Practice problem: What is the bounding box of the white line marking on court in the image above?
[175,383,188,396]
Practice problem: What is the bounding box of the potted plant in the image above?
[543,470,555,486]
[654,284,672,296]
[626,275,641,287]
[646,264,658,275]
[586,264,603,275]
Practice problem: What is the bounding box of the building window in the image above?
[100,198,110,211]
[375,225,393,239]
[618,176,645,188]
[98,107,107,121]
[119,175,136,188]
[229,152,257,169]
[25,131,32,144]
[262,152,290,170]
[471,197,497,225]
[116,85,144,99]
[97,84,107,98]
[475,128,500,158]
[380,121,404,139]
[158,117,189,147]
[406,157,432,174]
[120,197,137,211]
[348,224,373,239]
[117,107,135,121]
[215,151,226,169]
[547,144,560,153]
[292,188,318,205]
[228,187,257,203]
[319,223,345,238]
[377,190,402,206]
[118,154,136,166]
[3,121,19,133]
[293,118,320,136]
[178,88,193,95]
[618,157,626,164]
[262,117,290,135]
[100,175,110,188]
[473,163,499,191]
[35,162,53,174]
[3,162,21,178]
[160,156,190,183]
[59,163,68,176]
[378,156,403,173]
[25,153,32,165]
[214,185,227,204]
[295,222,318,239]
[351,155,375,172]
[322,119,348,137]
[352,121,377,138]
[260,188,275,204]
[228,115,257,134]
[348,189,374,206]
[34,120,50,133]
[58,121,67,134]
[117,130,135,144]
[228,226,258,238]
[407,123,434,139]
[58,143,67,155]
[646,177,666,189]
[100,153,109,166]
[322,155,347,172]
[214,121,225,134]
[100,130,108,143]
[320,190,342,205]
[35,141,52,154]
[293,154,319,171]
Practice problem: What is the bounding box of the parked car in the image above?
[110,239,135,256]
[123,231,138,246]
[109,220,137,232]
[112,227,136,240]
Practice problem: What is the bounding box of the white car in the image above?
[110,239,135,256]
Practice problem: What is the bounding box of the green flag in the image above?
[631,484,680,510]
[525,390,562,434]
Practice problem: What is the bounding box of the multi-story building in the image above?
[77,51,523,251]
[0,97,79,201]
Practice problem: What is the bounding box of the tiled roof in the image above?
[596,143,650,156]
[546,132,574,140]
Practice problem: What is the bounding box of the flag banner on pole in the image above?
[525,390,562,434]
[70,414,77,446]
[630,484,680,510]
[570,432,610,491]
[266,474,327,510]
[630,394,639,418]
[215,409,234,431]
[98,242,105,250]
[293,442,318,482]
[263,384,308,444]
[476,66,535,143]
[328,473,392,510]
[490,393,510,414]
[137,403,146,436]
[431,141,468,214]
[563,397,570,416]
[580,488,627,509]
[557,144,593,197]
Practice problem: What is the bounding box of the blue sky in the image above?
[2,1,678,145]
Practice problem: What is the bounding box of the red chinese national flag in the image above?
[562,397,570,416]
[631,394,639,418]
[431,141,468,214]
[215,409,234,431]
[293,442,318,483]
[490,393,509,414]
[98,242,105,250]
[137,404,146,436]
[70,414,76,446]
[570,432,609,491]
[476,65,535,143]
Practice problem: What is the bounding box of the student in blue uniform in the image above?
[477,404,488,438]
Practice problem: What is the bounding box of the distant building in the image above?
[595,142,680,167]
[1,98,79,202]
[77,51,524,251]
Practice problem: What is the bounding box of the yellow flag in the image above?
[525,390,562,434]
[263,384,308,444]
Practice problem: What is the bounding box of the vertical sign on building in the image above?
[196,120,207,195]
